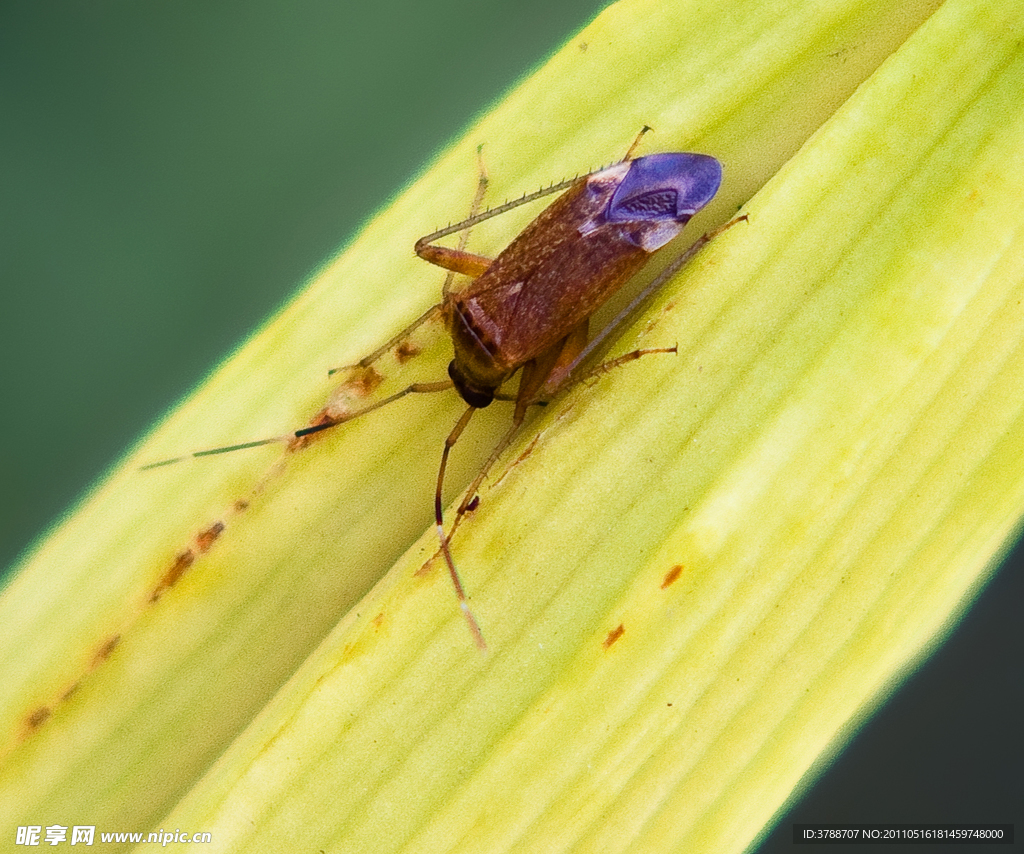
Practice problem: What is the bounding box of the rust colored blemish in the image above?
[513,433,540,468]
[661,564,684,589]
[27,706,51,729]
[289,364,386,453]
[415,550,440,578]
[395,340,421,364]
[288,407,334,451]
[164,549,195,586]
[94,634,121,664]
[152,549,195,600]
[494,433,542,490]
[151,520,227,602]
[603,623,625,649]
[24,634,120,738]
[196,521,225,552]
[341,364,385,398]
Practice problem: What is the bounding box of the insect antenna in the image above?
[140,434,296,468]
[140,378,454,470]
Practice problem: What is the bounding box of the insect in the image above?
[146,129,724,649]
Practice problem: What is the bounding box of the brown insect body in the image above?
[421,160,689,408]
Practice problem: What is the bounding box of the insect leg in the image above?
[328,303,445,376]
[549,215,748,393]
[572,345,679,387]
[622,125,653,161]
[295,378,455,441]
[433,330,586,649]
[434,404,487,650]
[415,174,581,258]
[413,146,500,286]
[418,127,654,265]
[327,151,491,376]
[439,327,580,557]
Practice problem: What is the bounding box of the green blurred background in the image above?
[0,1,1018,847]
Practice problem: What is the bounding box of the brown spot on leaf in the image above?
[94,635,121,664]
[288,408,334,451]
[196,521,225,552]
[292,364,388,452]
[152,549,195,600]
[513,434,540,467]
[27,706,51,729]
[395,340,421,364]
[344,364,385,397]
[603,623,625,649]
[661,564,683,588]
[151,520,228,601]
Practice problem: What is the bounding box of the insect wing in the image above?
[603,152,722,252]
[607,152,722,221]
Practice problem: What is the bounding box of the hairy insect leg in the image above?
[415,230,492,280]
[412,144,495,283]
[417,126,653,270]
[329,150,494,380]
[574,346,679,385]
[415,172,586,265]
